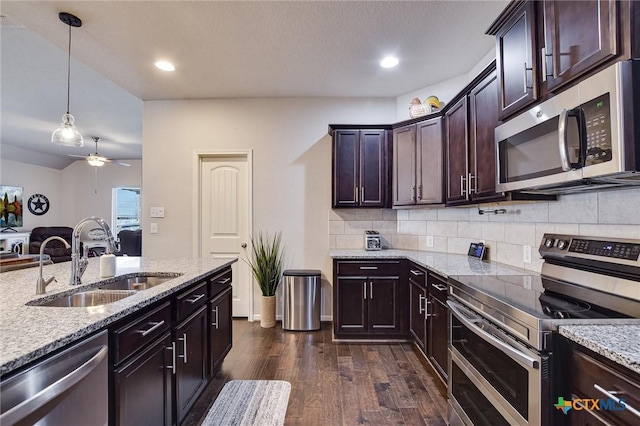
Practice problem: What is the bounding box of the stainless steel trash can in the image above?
[282,269,321,331]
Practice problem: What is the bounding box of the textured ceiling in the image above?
[0,0,508,169]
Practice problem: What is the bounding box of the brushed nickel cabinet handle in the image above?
[369,282,373,299]
[419,294,425,314]
[355,187,359,204]
[468,173,475,194]
[186,293,205,304]
[594,384,640,419]
[218,278,231,284]
[359,266,378,270]
[138,320,165,337]
[166,342,176,374]
[360,187,365,203]
[178,333,188,364]
[432,283,447,292]
[211,306,219,328]
[410,270,423,276]
[460,175,467,196]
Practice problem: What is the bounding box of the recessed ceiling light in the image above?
[154,61,175,72]
[380,56,399,68]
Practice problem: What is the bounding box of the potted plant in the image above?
[245,231,285,328]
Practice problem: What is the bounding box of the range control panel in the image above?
[569,239,640,261]
[540,234,640,262]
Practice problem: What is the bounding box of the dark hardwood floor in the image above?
[186,320,448,426]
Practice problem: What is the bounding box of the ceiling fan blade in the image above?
[68,154,88,158]
[103,159,131,167]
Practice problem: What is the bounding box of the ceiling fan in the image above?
[68,136,130,167]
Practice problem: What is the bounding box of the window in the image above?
[112,187,140,235]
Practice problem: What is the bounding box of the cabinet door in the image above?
[416,118,443,204]
[333,130,359,207]
[392,125,417,206]
[445,97,469,205]
[409,279,427,352]
[360,130,386,207]
[175,305,208,424]
[210,287,232,375]
[469,71,505,203]
[428,298,448,381]
[334,277,367,334]
[544,0,618,91]
[495,1,537,119]
[114,334,173,426]
[368,278,400,333]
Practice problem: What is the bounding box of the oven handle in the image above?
[447,300,540,370]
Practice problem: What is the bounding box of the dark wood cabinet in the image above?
[408,265,427,352]
[175,305,209,425]
[445,97,469,205]
[332,127,389,208]
[209,286,232,374]
[109,267,233,426]
[468,70,504,203]
[114,334,173,426]
[445,66,507,206]
[569,343,640,426]
[392,118,444,206]
[493,0,538,119]
[427,273,448,382]
[543,0,618,91]
[333,260,406,339]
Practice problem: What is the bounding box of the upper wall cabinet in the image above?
[392,117,444,207]
[493,1,538,119]
[543,0,618,91]
[331,126,390,208]
[488,0,638,120]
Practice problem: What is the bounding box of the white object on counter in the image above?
[99,254,116,278]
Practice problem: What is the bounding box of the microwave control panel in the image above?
[583,93,612,165]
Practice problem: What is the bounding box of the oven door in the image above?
[447,299,548,426]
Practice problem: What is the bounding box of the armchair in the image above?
[29,227,73,263]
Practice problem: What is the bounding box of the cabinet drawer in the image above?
[176,281,208,321]
[113,301,171,364]
[572,347,640,426]
[209,268,232,298]
[336,260,400,276]
[428,273,448,303]
[408,263,426,287]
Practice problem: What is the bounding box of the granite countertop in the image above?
[559,325,640,374]
[330,249,533,278]
[0,256,236,376]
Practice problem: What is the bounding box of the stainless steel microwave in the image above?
[495,60,640,194]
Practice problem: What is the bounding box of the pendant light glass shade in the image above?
[51,113,83,147]
[52,12,83,147]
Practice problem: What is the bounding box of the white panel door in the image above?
[201,156,250,317]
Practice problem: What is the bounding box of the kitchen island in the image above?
[0,256,236,376]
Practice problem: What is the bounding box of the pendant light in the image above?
[51,12,84,147]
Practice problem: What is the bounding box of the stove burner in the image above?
[539,293,592,319]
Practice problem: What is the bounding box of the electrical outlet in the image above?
[523,275,532,289]
[426,236,434,247]
[150,207,165,218]
[523,245,532,263]
[150,223,158,234]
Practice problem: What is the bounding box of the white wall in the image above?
[0,158,142,233]
[60,160,142,226]
[143,97,396,320]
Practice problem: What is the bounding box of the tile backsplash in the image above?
[329,187,640,272]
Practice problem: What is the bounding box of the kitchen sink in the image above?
[29,290,138,307]
[97,274,181,291]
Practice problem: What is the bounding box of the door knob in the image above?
[241,243,247,248]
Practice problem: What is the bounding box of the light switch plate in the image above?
[523,245,532,263]
[150,223,158,234]
[150,207,165,218]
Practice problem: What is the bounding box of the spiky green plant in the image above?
[244,231,285,297]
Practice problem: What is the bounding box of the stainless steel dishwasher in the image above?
[1,330,108,426]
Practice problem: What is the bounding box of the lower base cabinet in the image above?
[110,267,233,426]
[114,334,173,426]
[175,305,209,424]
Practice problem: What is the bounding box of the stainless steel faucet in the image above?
[70,217,118,285]
[36,236,70,295]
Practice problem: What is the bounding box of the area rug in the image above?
[201,380,291,426]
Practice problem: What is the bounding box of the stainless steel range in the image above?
[447,233,640,426]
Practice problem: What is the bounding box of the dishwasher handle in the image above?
[0,345,108,426]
